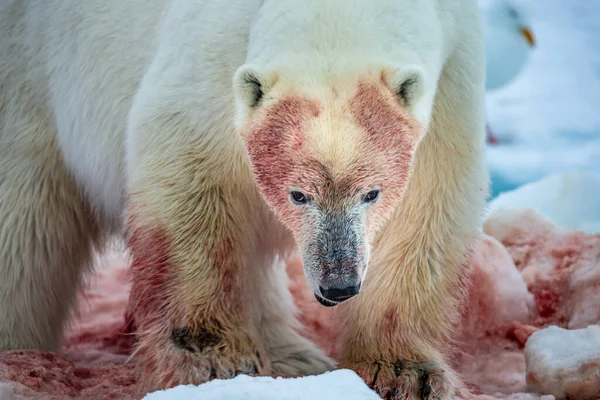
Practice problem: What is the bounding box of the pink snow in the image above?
[0,208,599,399]
[525,325,600,399]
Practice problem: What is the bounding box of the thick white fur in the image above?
[0,0,487,395]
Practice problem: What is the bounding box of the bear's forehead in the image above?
[245,80,420,199]
[253,80,418,147]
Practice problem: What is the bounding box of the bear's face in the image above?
[235,68,424,306]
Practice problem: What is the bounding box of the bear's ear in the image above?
[395,75,420,106]
[233,65,273,109]
[382,66,424,108]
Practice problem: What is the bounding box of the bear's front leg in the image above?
[124,109,270,392]
[337,226,471,399]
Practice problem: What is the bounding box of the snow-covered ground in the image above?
[142,370,381,400]
[488,171,600,233]
[485,0,600,198]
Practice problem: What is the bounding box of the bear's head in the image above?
[233,65,427,307]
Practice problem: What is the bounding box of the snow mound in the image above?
[488,171,600,234]
[463,234,534,338]
[141,369,379,400]
[456,207,600,397]
[483,207,600,330]
[525,325,600,399]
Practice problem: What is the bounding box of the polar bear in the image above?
[0,0,488,398]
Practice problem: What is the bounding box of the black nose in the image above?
[319,283,361,302]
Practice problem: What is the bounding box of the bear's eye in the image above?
[290,191,309,205]
[363,189,380,203]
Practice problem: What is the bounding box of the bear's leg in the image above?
[337,239,468,400]
[125,109,273,391]
[338,48,487,399]
[0,103,101,351]
[253,257,335,376]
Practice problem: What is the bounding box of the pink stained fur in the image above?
[0,208,599,399]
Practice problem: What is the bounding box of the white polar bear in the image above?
[0,0,489,398]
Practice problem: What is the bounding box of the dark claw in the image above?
[375,385,390,398]
[370,363,381,387]
[422,383,432,398]
[420,370,432,398]
[209,368,217,380]
[252,347,264,369]
[393,360,404,377]
[238,360,259,375]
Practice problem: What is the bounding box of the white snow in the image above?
[488,170,600,233]
[524,325,600,399]
[141,369,380,400]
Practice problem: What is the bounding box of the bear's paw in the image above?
[348,359,457,400]
[135,325,271,391]
[268,337,335,376]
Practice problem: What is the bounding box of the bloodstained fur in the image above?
[348,80,423,230]
[245,81,423,236]
[124,213,183,391]
[124,210,263,391]
[204,237,238,299]
[350,81,420,195]
[125,215,176,337]
[245,96,321,209]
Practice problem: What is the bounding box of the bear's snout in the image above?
[319,281,361,302]
[304,211,367,306]
[315,269,362,306]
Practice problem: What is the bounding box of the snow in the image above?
[458,208,600,398]
[463,234,534,336]
[524,325,600,399]
[141,370,380,400]
[488,171,600,233]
